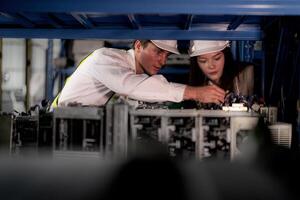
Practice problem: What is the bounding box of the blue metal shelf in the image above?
[2,0,298,40]
[0,0,300,40]
[2,0,300,15]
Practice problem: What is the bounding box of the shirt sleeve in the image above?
[83,50,186,103]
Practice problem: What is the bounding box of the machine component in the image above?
[130,108,259,160]
[268,122,292,148]
[38,112,53,152]
[197,111,259,160]
[12,115,39,155]
[112,103,129,158]
[222,103,248,111]
[9,109,53,156]
[136,101,176,109]
[199,117,231,160]
[7,101,53,156]
[195,93,264,112]
[53,106,105,159]
[0,113,14,153]
[130,109,198,159]
[167,116,196,158]
[260,107,278,124]
[230,117,259,158]
[1,102,275,161]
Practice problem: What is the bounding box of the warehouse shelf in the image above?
[1,0,299,40]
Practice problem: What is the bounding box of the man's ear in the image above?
[134,40,142,52]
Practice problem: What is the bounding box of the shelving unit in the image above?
[2,0,300,40]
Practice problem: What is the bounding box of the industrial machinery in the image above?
[2,88,292,161]
[129,106,259,160]
[9,108,52,157]
[52,106,105,159]
[260,107,278,124]
[0,98,291,160]
[12,114,39,156]
[268,122,292,148]
[129,109,198,159]
[0,113,13,153]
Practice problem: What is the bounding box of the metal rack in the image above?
[2,0,300,40]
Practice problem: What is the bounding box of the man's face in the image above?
[135,41,170,75]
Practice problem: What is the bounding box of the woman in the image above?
[189,40,254,99]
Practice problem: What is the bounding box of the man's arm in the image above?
[89,63,225,104]
[183,85,226,104]
[86,50,185,102]
[87,49,225,104]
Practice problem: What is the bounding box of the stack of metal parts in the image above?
[130,109,198,159]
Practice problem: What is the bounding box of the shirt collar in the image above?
[128,49,136,73]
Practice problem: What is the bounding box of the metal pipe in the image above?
[0,39,2,111]
[45,39,54,101]
[25,39,32,111]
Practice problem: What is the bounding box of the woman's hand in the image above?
[184,85,225,104]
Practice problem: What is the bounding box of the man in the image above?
[51,40,225,108]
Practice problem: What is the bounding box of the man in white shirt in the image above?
[52,40,225,108]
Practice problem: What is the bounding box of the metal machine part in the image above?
[134,93,264,112]
[12,115,39,155]
[268,122,292,148]
[52,106,105,159]
[1,103,273,161]
[38,112,53,152]
[200,117,231,160]
[260,107,278,124]
[129,108,259,160]
[8,110,53,156]
[197,111,259,160]
[130,109,198,159]
[167,117,196,158]
[0,113,14,153]
[196,93,263,111]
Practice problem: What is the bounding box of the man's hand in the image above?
[183,85,225,104]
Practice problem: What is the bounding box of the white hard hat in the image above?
[189,40,230,57]
[151,40,180,55]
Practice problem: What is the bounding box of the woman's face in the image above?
[197,51,225,84]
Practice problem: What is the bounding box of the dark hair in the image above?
[132,40,151,49]
[189,47,238,91]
